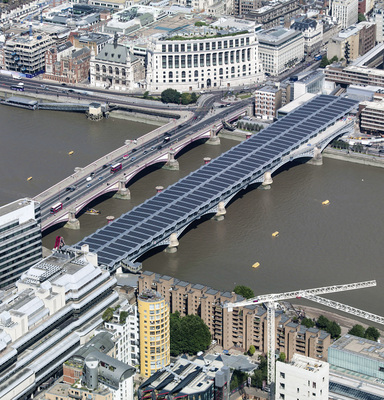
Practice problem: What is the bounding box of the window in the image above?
[168,44,172,52]
[162,45,166,52]
[181,44,185,52]
[280,372,285,378]
[206,42,210,51]
[175,55,179,68]
[200,54,204,67]
[175,44,179,52]
[168,56,173,68]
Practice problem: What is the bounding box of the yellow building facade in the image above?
[138,289,170,377]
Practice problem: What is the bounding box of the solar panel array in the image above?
[77,95,358,268]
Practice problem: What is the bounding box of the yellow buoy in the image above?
[272,231,279,237]
[27,177,33,181]
[322,200,330,205]
[252,262,260,269]
[68,151,74,156]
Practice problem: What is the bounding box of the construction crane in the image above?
[224,279,381,398]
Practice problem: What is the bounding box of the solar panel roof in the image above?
[77,95,358,268]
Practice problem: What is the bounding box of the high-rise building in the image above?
[137,289,170,377]
[330,0,358,29]
[0,198,42,289]
[275,354,329,399]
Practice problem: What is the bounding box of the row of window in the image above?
[160,49,252,69]
[161,37,251,53]
[95,65,127,75]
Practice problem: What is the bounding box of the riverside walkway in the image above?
[76,95,358,270]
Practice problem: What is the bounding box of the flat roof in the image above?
[0,198,35,219]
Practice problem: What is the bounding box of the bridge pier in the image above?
[260,171,273,190]
[164,233,179,253]
[64,208,80,230]
[163,149,179,170]
[204,157,211,165]
[206,128,221,145]
[307,146,323,166]
[113,180,131,200]
[212,201,226,221]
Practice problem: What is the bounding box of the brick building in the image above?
[254,85,282,120]
[138,271,331,361]
[44,41,91,84]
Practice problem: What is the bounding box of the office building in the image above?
[244,0,300,29]
[276,354,329,399]
[257,27,304,76]
[90,34,145,91]
[0,198,41,289]
[3,32,54,75]
[138,289,170,377]
[138,272,331,362]
[293,70,324,100]
[0,245,118,400]
[325,64,384,87]
[330,0,358,29]
[69,31,112,55]
[138,354,232,400]
[291,18,323,56]
[328,334,384,380]
[360,96,384,135]
[255,85,282,120]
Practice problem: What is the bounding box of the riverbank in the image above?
[323,147,384,169]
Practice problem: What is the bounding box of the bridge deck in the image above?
[77,95,358,269]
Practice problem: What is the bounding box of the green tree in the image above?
[230,369,248,390]
[319,57,330,68]
[143,91,150,99]
[181,92,192,105]
[234,285,254,299]
[119,311,129,324]
[102,307,114,322]
[330,55,339,63]
[161,88,181,104]
[251,355,267,388]
[365,326,381,341]
[328,321,341,339]
[194,21,207,27]
[316,315,330,330]
[190,92,198,103]
[278,352,286,362]
[248,345,256,356]
[170,312,211,356]
[348,324,366,338]
[301,317,315,328]
[358,12,366,22]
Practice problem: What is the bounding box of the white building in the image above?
[293,69,324,99]
[0,199,41,290]
[275,354,329,400]
[104,302,140,368]
[146,26,264,92]
[291,18,323,55]
[330,0,358,29]
[257,27,304,76]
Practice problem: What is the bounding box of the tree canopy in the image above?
[348,324,366,338]
[314,315,341,339]
[234,285,254,299]
[161,88,181,104]
[251,355,267,388]
[348,324,381,341]
[102,307,114,322]
[301,317,315,328]
[358,13,366,22]
[170,312,211,356]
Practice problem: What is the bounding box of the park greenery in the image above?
[230,369,248,390]
[234,285,254,299]
[251,355,268,388]
[320,55,339,68]
[161,89,198,105]
[170,312,211,356]
[348,324,381,341]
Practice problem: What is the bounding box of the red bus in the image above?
[50,202,63,214]
[110,163,122,173]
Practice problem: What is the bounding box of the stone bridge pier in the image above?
[213,201,226,221]
[113,180,131,200]
[64,208,80,230]
[307,146,323,166]
[163,149,179,170]
[206,127,221,145]
[165,233,179,253]
[261,171,273,190]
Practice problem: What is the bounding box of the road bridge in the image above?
[36,98,251,231]
[75,95,358,271]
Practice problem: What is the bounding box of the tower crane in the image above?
[224,279,380,398]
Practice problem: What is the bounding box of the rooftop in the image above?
[330,334,384,361]
[138,289,163,302]
[0,198,36,219]
[257,27,302,46]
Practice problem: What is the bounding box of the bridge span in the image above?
[37,100,251,231]
[75,95,358,271]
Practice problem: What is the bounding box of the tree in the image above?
[119,311,129,324]
[181,92,192,105]
[251,355,267,388]
[143,91,150,99]
[190,92,198,103]
[248,345,256,356]
[234,285,254,299]
[170,312,211,356]
[330,55,339,63]
[365,326,381,341]
[328,321,341,339]
[230,369,248,390]
[348,324,366,338]
[278,352,286,362]
[316,315,330,330]
[195,21,207,27]
[358,13,366,22]
[301,317,315,328]
[161,88,181,104]
[102,307,114,322]
[319,57,329,68]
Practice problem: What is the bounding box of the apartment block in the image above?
[255,85,282,120]
[359,93,384,134]
[138,271,331,361]
[0,198,41,289]
[331,0,358,29]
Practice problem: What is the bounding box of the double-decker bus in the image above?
[50,202,63,214]
[110,163,122,173]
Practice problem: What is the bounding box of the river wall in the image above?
[323,147,384,169]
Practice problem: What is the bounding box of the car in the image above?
[151,146,155,151]
[86,176,92,182]
[90,172,95,177]
[144,151,148,155]
[86,183,92,188]
[131,157,136,161]
[131,148,137,153]
[98,176,103,181]
[65,197,70,201]
[123,154,129,159]
[61,83,67,86]
[102,164,109,169]
[157,145,162,150]
[66,186,76,192]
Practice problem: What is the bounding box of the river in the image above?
[1,105,383,325]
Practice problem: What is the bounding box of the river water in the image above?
[1,106,383,324]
